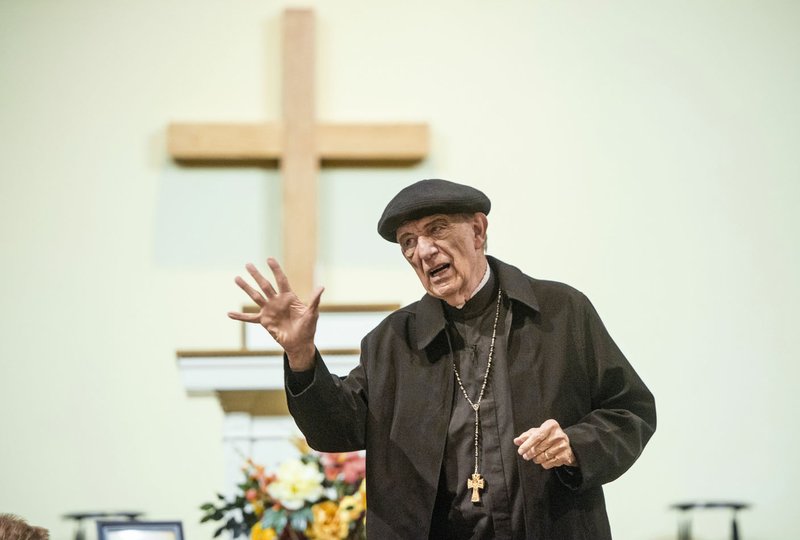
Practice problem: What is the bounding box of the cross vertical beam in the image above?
[281,9,317,300]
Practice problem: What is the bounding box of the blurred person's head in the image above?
[0,514,49,540]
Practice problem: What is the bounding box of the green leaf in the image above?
[289,509,311,532]
[261,511,279,529]
[274,513,288,534]
[262,509,289,534]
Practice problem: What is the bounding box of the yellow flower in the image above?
[267,459,325,510]
[308,500,341,540]
[339,495,363,523]
[251,500,265,519]
[336,490,366,538]
[250,522,276,540]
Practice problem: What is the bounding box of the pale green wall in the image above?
[1,1,798,539]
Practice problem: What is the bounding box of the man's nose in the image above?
[416,235,438,259]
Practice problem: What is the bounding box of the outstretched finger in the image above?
[308,286,325,312]
[234,276,267,307]
[227,311,261,323]
[246,263,278,298]
[267,258,293,294]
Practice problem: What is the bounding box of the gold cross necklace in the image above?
[451,288,502,503]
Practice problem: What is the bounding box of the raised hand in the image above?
[228,258,324,371]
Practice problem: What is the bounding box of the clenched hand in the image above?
[514,419,578,470]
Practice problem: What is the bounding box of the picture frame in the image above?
[96,521,183,540]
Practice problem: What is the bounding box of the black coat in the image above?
[286,257,656,539]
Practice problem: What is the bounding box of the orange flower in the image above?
[308,500,341,540]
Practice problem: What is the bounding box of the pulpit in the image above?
[177,304,396,495]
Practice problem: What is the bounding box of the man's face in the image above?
[396,213,488,306]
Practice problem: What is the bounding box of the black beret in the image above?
[377,179,491,242]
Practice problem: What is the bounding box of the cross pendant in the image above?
[467,472,485,502]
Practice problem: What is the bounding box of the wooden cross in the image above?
[167,9,429,300]
[468,472,485,502]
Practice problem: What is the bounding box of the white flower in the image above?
[267,459,325,510]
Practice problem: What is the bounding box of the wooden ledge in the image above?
[241,303,400,314]
[176,348,360,358]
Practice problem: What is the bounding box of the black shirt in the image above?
[430,269,523,539]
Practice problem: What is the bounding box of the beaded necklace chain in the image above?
[451,288,502,503]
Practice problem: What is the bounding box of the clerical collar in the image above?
[444,264,496,319]
[451,264,490,308]
[469,264,491,303]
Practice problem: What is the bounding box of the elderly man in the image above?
[230,179,656,539]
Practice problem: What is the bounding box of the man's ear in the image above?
[472,213,489,249]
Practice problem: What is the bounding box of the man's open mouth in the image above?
[429,263,450,277]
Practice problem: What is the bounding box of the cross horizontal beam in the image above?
[168,122,428,162]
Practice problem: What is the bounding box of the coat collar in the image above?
[414,256,540,350]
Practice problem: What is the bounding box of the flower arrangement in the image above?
[201,439,366,540]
